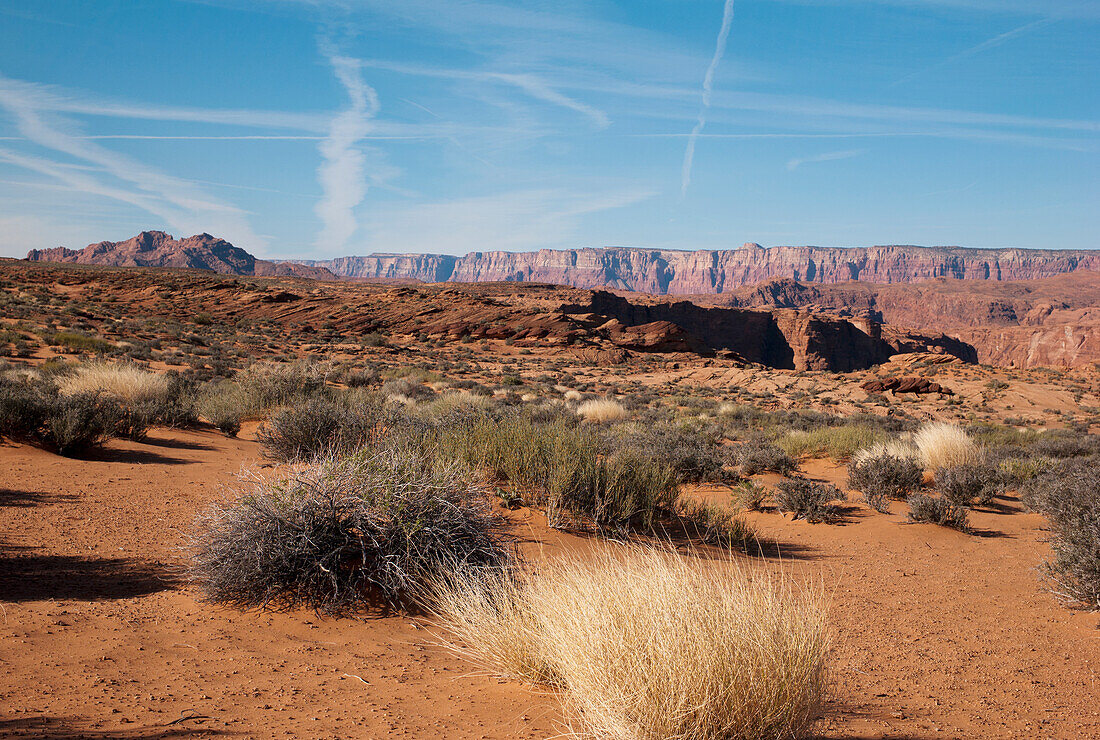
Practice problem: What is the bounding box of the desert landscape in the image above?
[2,236,1100,738]
[1,2,1097,738]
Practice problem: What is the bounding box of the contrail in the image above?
[681,0,735,197]
[314,51,379,252]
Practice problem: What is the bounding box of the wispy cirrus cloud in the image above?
[357,59,610,128]
[786,149,865,170]
[0,77,267,250]
[361,186,655,255]
[681,0,736,196]
[889,18,1055,87]
[313,52,380,252]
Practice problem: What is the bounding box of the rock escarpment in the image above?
[294,243,1100,294]
[27,231,334,280]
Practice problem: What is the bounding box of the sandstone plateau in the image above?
[289,243,1100,293]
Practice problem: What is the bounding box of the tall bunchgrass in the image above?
[913,422,981,469]
[431,547,830,740]
[576,397,629,424]
[778,424,886,461]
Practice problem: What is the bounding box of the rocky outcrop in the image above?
[27,231,335,280]
[861,377,955,396]
[562,291,976,371]
[293,244,1100,294]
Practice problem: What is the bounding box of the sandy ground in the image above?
[2,429,1099,739]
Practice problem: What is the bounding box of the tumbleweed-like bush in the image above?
[906,493,970,532]
[191,444,511,615]
[430,546,830,740]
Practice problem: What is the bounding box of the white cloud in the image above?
[682,0,736,196]
[313,53,380,251]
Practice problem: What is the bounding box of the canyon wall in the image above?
[295,243,1100,294]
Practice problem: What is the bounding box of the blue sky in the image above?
[0,0,1096,258]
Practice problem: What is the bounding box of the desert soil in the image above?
[2,427,1098,739]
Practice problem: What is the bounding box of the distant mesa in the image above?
[25,231,334,280]
[289,243,1100,294]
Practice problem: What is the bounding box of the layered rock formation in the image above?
[27,231,335,280]
[714,273,1100,367]
[293,243,1100,294]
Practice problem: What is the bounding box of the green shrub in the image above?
[778,425,886,461]
[678,499,758,550]
[731,480,767,511]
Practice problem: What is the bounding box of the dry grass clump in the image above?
[913,422,981,470]
[851,438,920,466]
[56,361,169,404]
[576,397,628,424]
[431,547,829,740]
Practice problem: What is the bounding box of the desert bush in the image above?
[576,397,629,424]
[731,480,767,511]
[0,376,50,440]
[847,453,923,513]
[191,445,511,615]
[935,463,1005,507]
[43,392,120,456]
[1020,462,1100,608]
[733,440,797,476]
[196,380,246,436]
[906,493,969,532]
[430,547,829,740]
[775,480,846,523]
[258,395,389,462]
[778,425,885,461]
[607,422,728,483]
[1030,430,1100,459]
[342,366,380,388]
[381,376,436,402]
[913,422,981,469]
